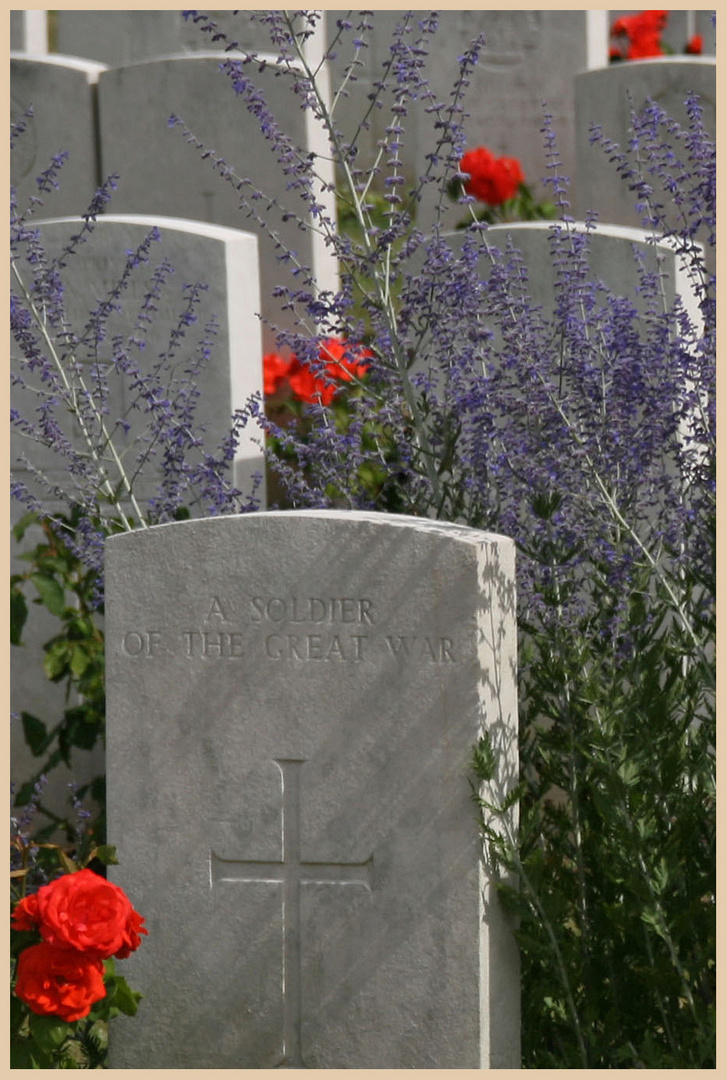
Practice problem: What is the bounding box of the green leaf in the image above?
[21,712,50,757]
[12,510,39,543]
[10,587,28,645]
[91,844,119,867]
[28,1013,72,1053]
[69,644,90,678]
[108,974,142,1017]
[31,572,66,616]
[43,640,70,681]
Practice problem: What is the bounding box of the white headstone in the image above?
[53,9,299,65]
[574,58,716,230]
[54,10,182,66]
[105,510,520,1068]
[97,54,338,353]
[483,220,707,317]
[11,55,107,217]
[11,214,266,830]
[404,10,593,232]
[12,214,265,510]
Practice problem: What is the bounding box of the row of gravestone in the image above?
[10,12,715,1068]
[9,11,714,823]
[10,9,717,217]
[9,70,713,878]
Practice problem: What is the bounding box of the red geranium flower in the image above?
[14,942,106,1022]
[610,11,668,60]
[685,34,703,55]
[286,337,372,405]
[263,352,293,396]
[15,868,147,960]
[459,147,524,206]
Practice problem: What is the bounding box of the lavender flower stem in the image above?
[11,257,146,530]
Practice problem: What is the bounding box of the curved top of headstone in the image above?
[591,55,716,71]
[99,49,298,72]
[106,509,512,552]
[34,214,259,244]
[10,51,108,79]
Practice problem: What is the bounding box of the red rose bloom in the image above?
[459,146,524,206]
[31,868,147,960]
[11,893,40,932]
[15,942,106,1022]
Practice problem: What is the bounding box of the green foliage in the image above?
[11,511,106,840]
[473,549,715,1068]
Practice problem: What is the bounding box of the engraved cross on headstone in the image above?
[210,759,374,1068]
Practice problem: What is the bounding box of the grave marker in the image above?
[105,510,519,1068]
[12,214,265,508]
[97,53,338,352]
[10,54,106,217]
[574,58,716,230]
[11,215,265,827]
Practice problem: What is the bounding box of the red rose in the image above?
[263,352,293,396]
[31,868,147,960]
[459,146,497,203]
[11,893,40,932]
[15,942,106,1022]
[459,147,525,206]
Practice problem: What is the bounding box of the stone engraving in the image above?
[211,759,374,1068]
[106,511,520,1067]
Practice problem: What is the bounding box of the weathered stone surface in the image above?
[11,214,264,508]
[54,10,182,66]
[10,54,106,217]
[481,220,706,317]
[105,510,519,1068]
[410,10,592,232]
[97,54,338,352]
[574,58,716,229]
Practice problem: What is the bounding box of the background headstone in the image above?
[54,10,183,67]
[53,9,300,66]
[573,58,717,229]
[106,510,519,1068]
[12,214,265,507]
[481,220,706,319]
[97,54,338,352]
[10,54,106,217]
[11,214,265,831]
[323,10,597,232]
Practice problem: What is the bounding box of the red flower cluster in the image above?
[459,146,525,207]
[12,869,147,1022]
[610,10,668,60]
[685,34,703,55]
[264,337,372,406]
